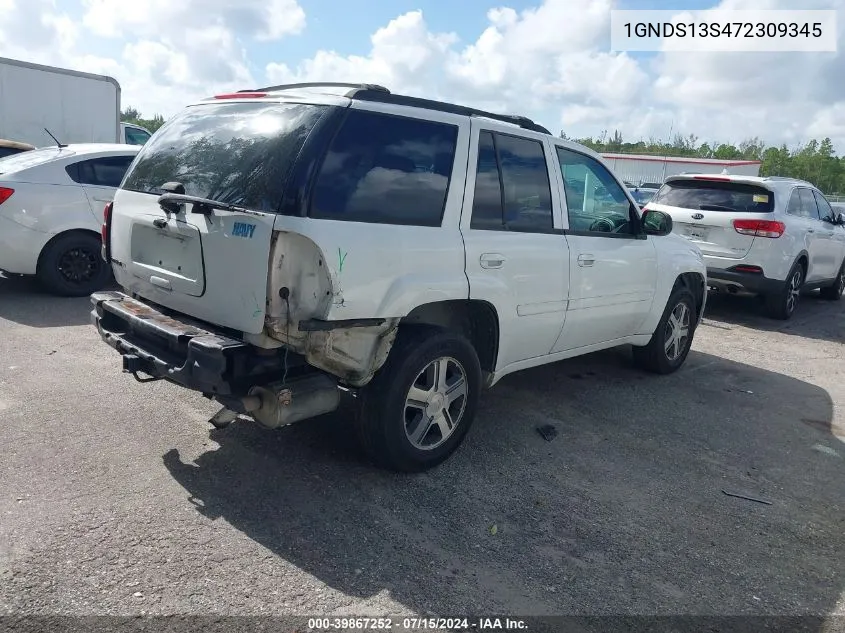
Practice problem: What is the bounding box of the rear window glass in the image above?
[653,179,774,213]
[122,102,327,212]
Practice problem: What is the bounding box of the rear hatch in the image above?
[107,98,329,334]
[646,177,775,259]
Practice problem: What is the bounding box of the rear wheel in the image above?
[356,327,481,472]
[633,286,697,374]
[37,232,112,297]
[765,262,804,319]
[820,262,845,301]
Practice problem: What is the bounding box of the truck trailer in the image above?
[0,57,151,148]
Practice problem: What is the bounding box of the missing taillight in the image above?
[101,202,113,262]
[733,219,785,238]
[0,187,14,205]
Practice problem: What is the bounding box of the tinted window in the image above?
[495,134,553,232]
[653,180,774,213]
[310,110,457,226]
[67,156,135,187]
[813,190,835,220]
[124,127,151,145]
[470,132,503,230]
[798,188,821,220]
[123,102,326,212]
[557,147,632,234]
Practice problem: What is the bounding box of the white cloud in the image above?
[81,0,305,40]
[1,0,845,149]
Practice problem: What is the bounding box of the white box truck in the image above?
[0,57,151,148]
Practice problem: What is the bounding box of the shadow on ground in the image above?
[0,274,101,328]
[163,349,845,619]
[703,289,845,345]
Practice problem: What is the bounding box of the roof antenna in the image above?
[43,128,67,148]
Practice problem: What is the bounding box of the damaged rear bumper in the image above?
[90,291,295,397]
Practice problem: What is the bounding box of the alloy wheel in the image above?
[404,356,468,451]
[664,301,691,362]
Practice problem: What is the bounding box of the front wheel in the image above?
[356,327,482,472]
[765,263,804,319]
[820,262,845,301]
[632,286,697,374]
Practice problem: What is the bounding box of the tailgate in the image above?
[649,179,775,259]
[110,189,276,333]
[105,98,329,334]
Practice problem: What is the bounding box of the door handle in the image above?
[807,229,815,233]
[577,254,595,267]
[480,253,505,269]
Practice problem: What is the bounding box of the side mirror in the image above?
[837,212,845,226]
[642,209,673,236]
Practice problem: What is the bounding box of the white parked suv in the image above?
[91,83,706,471]
[0,143,140,295]
[644,174,845,319]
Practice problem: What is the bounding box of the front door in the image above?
[461,122,569,370]
[550,145,658,353]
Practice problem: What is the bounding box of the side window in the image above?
[798,188,821,220]
[470,131,503,230]
[786,189,804,216]
[495,134,553,231]
[812,190,835,221]
[125,127,151,145]
[468,131,553,232]
[310,109,458,227]
[66,156,135,188]
[556,147,633,234]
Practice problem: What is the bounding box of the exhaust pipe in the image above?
[245,374,341,429]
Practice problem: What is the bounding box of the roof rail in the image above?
[242,82,391,96]
[350,89,551,135]
[236,82,550,135]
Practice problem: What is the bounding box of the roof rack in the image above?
[351,89,551,135]
[239,82,550,136]
[242,82,391,96]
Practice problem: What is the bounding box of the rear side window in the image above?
[653,180,774,213]
[468,130,553,232]
[310,109,458,226]
[122,102,327,212]
[66,156,135,188]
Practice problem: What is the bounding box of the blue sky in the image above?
[2,0,844,148]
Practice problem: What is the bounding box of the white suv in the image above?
[645,175,845,319]
[91,83,706,471]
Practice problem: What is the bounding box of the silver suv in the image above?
[646,174,845,319]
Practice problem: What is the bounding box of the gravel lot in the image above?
[0,274,843,626]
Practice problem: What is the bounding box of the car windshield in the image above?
[652,179,774,213]
[122,101,328,212]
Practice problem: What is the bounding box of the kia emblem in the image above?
[692,213,704,220]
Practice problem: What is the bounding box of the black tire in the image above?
[36,232,111,297]
[632,286,697,374]
[820,261,845,301]
[356,326,482,472]
[764,261,804,319]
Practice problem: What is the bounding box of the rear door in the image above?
[789,188,827,281]
[648,177,775,259]
[108,100,329,334]
[460,122,569,369]
[66,155,136,221]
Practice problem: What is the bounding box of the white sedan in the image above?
[0,143,140,296]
